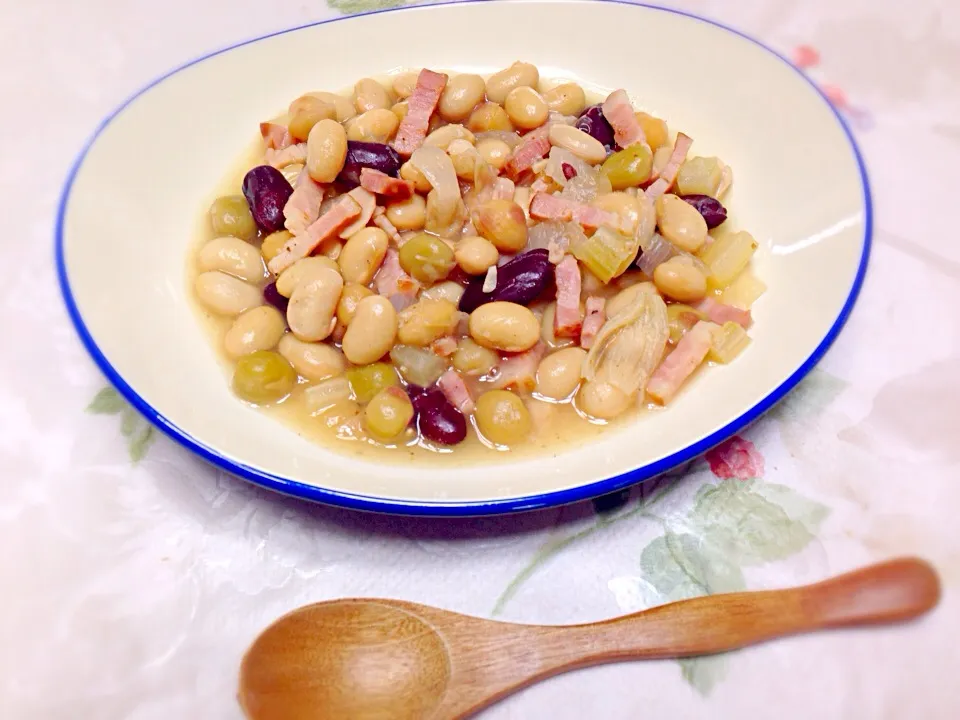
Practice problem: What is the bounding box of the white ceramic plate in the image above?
[57,0,871,515]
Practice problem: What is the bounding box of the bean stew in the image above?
[190,64,764,459]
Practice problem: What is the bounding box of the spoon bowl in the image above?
[240,557,940,719]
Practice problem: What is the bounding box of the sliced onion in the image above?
[636,231,710,277]
[543,147,593,187]
[636,232,676,275]
[560,172,612,204]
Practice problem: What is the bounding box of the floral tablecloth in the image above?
[2,0,959,717]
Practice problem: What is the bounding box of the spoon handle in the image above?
[540,557,939,667]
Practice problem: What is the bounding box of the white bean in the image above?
[423,124,475,150]
[198,236,264,282]
[548,125,607,165]
[224,306,286,358]
[276,256,340,298]
[536,347,587,400]
[469,301,539,352]
[438,74,485,122]
[287,267,343,342]
[278,334,345,381]
[504,87,548,130]
[346,109,399,143]
[195,271,261,316]
[307,119,347,183]
[341,296,398,365]
[354,78,392,113]
[308,92,356,122]
[338,227,388,284]
[391,71,419,99]
[485,62,539,104]
[542,83,586,116]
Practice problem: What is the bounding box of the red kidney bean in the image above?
[242,165,294,233]
[338,141,402,188]
[262,282,288,314]
[680,194,728,229]
[411,387,467,445]
[459,249,552,313]
[576,104,616,150]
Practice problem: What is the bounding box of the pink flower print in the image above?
[706,436,765,480]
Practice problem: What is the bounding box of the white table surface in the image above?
[2,0,959,717]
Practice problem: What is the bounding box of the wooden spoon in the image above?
[239,557,939,719]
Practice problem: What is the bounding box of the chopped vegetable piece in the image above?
[707,322,751,363]
[699,230,759,289]
[389,344,448,387]
[582,291,669,400]
[572,226,640,284]
[676,157,724,197]
[719,271,767,310]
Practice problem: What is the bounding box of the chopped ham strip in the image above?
[438,369,475,414]
[554,255,582,338]
[392,69,448,156]
[374,247,421,310]
[266,143,308,169]
[602,89,646,148]
[431,336,458,357]
[360,167,414,201]
[530,192,619,230]
[505,126,552,179]
[372,206,402,244]
[647,321,716,404]
[491,344,546,392]
[492,177,516,200]
[580,296,606,349]
[283,170,325,235]
[696,297,752,328]
[260,122,292,150]
[267,195,361,275]
[645,133,693,199]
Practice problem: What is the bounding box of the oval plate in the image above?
[57,0,870,515]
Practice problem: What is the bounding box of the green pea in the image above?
[233,351,296,404]
[364,387,414,440]
[398,233,455,284]
[346,362,400,404]
[475,390,531,446]
[209,195,257,240]
[600,144,653,190]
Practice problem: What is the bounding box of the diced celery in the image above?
[707,321,751,363]
[720,270,767,309]
[676,157,724,197]
[700,230,758,290]
[345,363,400,404]
[666,303,708,344]
[571,226,639,284]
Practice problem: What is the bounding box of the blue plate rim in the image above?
[55,0,873,516]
